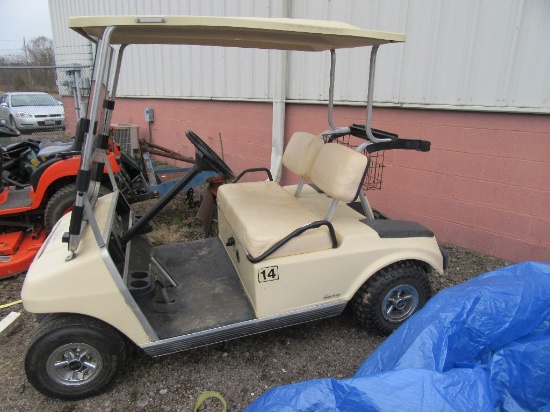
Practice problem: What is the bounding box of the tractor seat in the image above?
[37,142,75,158]
[37,118,88,159]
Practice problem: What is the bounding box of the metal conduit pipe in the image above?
[269,0,288,183]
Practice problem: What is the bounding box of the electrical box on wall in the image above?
[144,107,154,122]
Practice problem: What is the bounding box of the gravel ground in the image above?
[0,240,509,411]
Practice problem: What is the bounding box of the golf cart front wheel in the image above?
[351,261,432,335]
[25,314,127,400]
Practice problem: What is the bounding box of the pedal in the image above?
[154,279,175,304]
[153,280,177,314]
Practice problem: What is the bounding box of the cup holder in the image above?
[128,271,154,301]
[131,271,149,280]
[130,279,149,289]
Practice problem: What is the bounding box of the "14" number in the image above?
[258,266,279,282]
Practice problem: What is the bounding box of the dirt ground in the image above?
[0,189,510,411]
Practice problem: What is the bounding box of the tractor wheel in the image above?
[24,314,127,400]
[44,184,110,231]
[351,261,432,335]
[44,183,77,232]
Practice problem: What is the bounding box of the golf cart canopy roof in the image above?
[69,15,405,51]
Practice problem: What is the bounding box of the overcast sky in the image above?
[0,0,53,57]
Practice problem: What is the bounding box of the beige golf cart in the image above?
[21,15,446,399]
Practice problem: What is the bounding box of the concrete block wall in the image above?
[63,97,550,262]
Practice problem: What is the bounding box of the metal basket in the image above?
[362,150,384,190]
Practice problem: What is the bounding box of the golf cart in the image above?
[21,16,446,399]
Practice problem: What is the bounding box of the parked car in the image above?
[0,92,65,133]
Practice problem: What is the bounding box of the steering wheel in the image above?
[185,130,235,180]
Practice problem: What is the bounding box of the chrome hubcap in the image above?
[382,285,419,323]
[46,343,103,386]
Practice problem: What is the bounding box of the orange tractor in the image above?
[0,121,122,278]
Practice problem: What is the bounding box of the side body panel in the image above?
[218,187,443,318]
[21,193,151,345]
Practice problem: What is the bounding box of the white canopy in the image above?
[69,15,405,51]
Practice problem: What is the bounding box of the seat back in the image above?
[310,143,369,219]
[282,132,323,197]
[282,132,323,179]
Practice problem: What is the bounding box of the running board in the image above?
[140,300,347,357]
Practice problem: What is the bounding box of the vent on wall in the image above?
[112,124,140,159]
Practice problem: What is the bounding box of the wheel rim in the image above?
[382,285,419,323]
[46,343,104,386]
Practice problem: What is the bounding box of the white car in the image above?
[0,92,65,133]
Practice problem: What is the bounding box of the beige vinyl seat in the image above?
[281,132,324,197]
[217,134,369,262]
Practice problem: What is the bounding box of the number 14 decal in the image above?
[258,266,279,282]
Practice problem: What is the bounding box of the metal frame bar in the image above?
[324,46,392,144]
[324,198,339,221]
[69,27,116,254]
[81,26,115,170]
[359,190,375,220]
[89,45,127,203]
[327,49,337,130]
[365,45,390,143]
[325,49,351,136]
[294,177,306,197]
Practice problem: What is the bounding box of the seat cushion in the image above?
[217,181,333,259]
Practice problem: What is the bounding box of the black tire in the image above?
[24,314,127,400]
[44,184,110,231]
[44,183,76,232]
[35,313,50,323]
[351,261,432,335]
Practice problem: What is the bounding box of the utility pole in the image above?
[23,37,32,88]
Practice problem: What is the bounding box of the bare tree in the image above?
[25,36,56,90]
[0,36,57,92]
[25,36,55,66]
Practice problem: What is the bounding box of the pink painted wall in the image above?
[64,97,550,263]
[63,97,273,174]
[114,99,273,174]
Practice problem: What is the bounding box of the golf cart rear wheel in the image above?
[351,261,431,335]
[25,314,127,400]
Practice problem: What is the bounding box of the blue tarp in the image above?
[246,262,550,412]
